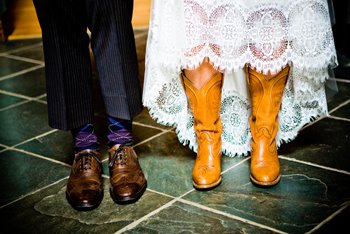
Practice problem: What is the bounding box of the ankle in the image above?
[107,116,134,148]
[183,58,221,90]
[72,124,99,153]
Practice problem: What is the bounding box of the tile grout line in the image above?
[132,128,175,148]
[0,89,44,101]
[0,42,43,56]
[0,144,9,154]
[11,129,58,148]
[0,92,47,112]
[33,93,47,99]
[33,99,47,105]
[0,128,71,168]
[1,54,44,65]
[0,176,69,210]
[328,115,350,122]
[133,121,171,131]
[329,77,350,83]
[0,129,58,153]
[306,202,350,233]
[145,188,177,200]
[178,198,287,234]
[0,64,44,82]
[221,156,250,175]
[114,190,194,234]
[0,99,32,112]
[300,116,326,131]
[328,99,350,114]
[7,147,71,168]
[279,155,350,176]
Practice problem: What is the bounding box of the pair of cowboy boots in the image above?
[182,65,289,189]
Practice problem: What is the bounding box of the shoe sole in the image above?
[110,181,147,205]
[192,176,222,190]
[65,191,103,211]
[250,174,281,187]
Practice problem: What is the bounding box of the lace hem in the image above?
[143,64,329,157]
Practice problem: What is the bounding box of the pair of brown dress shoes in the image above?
[65,145,147,211]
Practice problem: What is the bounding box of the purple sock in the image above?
[72,124,99,153]
[107,116,134,148]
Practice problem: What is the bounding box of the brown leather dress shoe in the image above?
[108,144,147,204]
[66,149,103,210]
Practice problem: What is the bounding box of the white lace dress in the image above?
[143,0,338,157]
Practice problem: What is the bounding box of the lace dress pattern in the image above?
[143,0,337,156]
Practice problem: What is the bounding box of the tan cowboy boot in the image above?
[182,72,223,189]
[247,65,289,186]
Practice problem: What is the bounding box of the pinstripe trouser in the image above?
[33,0,142,130]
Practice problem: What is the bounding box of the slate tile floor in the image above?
[0,31,350,234]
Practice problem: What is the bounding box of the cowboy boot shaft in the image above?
[182,73,223,134]
[248,67,289,140]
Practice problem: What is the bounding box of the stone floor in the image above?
[0,30,350,234]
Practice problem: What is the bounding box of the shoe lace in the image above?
[75,150,101,171]
[109,145,127,168]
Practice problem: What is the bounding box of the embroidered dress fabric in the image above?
[143,0,338,157]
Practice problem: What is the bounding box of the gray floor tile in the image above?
[0,93,26,109]
[0,56,37,77]
[0,67,46,97]
[125,201,275,233]
[0,39,42,53]
[331,103,350,119]
[279,118,350,172]
[9,44,45,61]
[0,149,70,207]
[17,130,74,165]
[0,101,51,146]
[311,205,350,233]
[0,178,172,234]
[183,159,350,233]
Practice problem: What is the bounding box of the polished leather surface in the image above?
[247,66,290,186]
[66,149,103,210]
[182,72,223,189]
[108,144,147,204]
